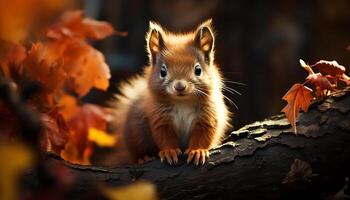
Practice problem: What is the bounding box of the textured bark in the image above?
[27,89,350,200]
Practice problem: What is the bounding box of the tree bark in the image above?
[27,89,350,200]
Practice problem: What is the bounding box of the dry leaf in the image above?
[311,60,346,77]
[306,73,335,96]
[282,84,313,133]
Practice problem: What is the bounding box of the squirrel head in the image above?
[146,19,219,101]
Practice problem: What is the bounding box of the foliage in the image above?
[0,10,119,164]
[282,59,350,133]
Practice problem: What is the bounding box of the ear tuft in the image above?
[195,19,215,63]
[147,21,165,64]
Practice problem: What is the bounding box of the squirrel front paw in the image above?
[185,148,209,166]
[158,148,182,165]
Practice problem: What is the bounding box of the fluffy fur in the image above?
[111,19,231,165]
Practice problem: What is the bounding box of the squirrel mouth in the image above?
[176,92,186,97]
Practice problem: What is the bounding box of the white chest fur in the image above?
[170,103,197,146]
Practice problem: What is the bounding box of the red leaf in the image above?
[282,84,313,133]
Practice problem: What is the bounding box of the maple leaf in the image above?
[282,83,313,133]
[45,37,111,97]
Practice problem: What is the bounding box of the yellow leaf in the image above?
[0,142,34,200]
[102,181,158,200]
[88,128,117,147]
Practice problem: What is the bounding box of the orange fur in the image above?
[111,19,232,165]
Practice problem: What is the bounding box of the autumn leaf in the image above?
[24,42,66,102]
[45,37,111,97]
[306,73,335,97]
[61,104,111,164]
[45,10,117,40]
[88,128,117,147]
[300,59,337,97]
[282,83,313,133]
[57,94,78,120]
[311,60,346,77]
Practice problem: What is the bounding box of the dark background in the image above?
[83,0,350,129]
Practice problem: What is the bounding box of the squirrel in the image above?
[111,19,232,166]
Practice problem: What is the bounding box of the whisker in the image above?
[195,86,239,110]
[223,86,242,96]
[223,80,246,86]
[195,88,210,98]
[222,94,239,110]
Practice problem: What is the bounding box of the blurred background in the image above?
[85,0,350,129]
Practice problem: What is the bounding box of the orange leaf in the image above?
[46,38,111,97]
[24,42,66,97]
[282,84,313,133]
[45,10,116,40]
[57,94,78,120]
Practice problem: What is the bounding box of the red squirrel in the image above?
[111,19,232,165]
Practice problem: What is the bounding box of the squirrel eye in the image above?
[160,64,167,78]
[194,63,202,76]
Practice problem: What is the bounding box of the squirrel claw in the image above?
[159,148,181,165]
[185,148,209,165]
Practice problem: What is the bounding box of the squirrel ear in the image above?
[194,19,215,63]
[147,21,165,64]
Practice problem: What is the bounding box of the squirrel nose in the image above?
[174,81,187,92]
